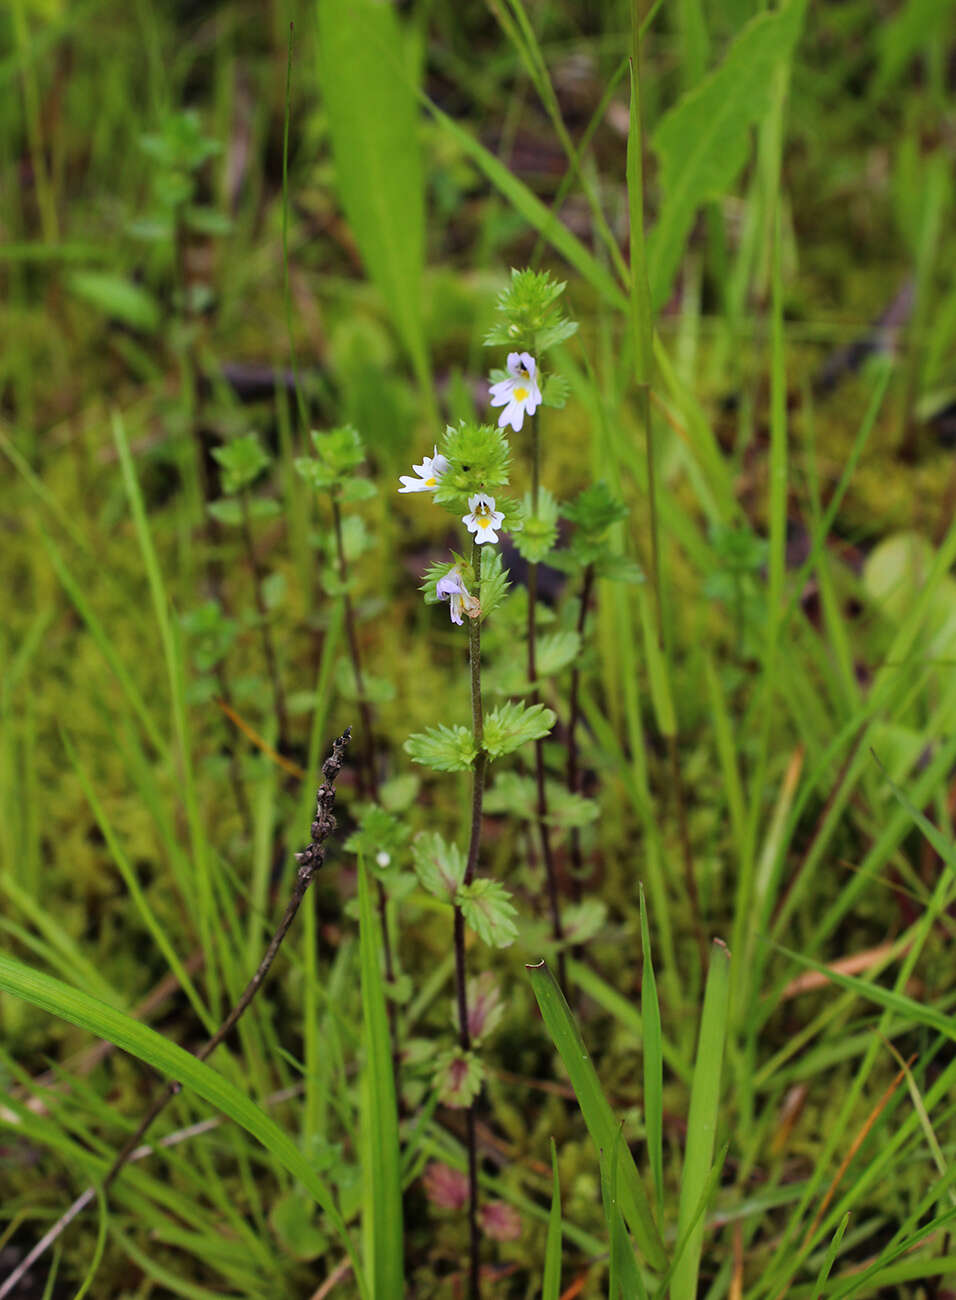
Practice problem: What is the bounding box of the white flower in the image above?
[488,352,542,432]
[376,850,391,868]
[398,446,449,493]
[462,493,505,545]
[436,569,479,624]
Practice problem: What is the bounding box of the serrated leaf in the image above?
[542,372,571,409]
[483,701,555,758]
[411,831,465,900]
[649,0,807,309]
[479,549,511,621]
[339,478,377,503]
[405,724,477,772]
[456,878,519,948]
[67,271,161,332]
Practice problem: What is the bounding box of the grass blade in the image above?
[316,0,432,419]
[542,1137,562,1300]
[639,886,664,1216]
[811,1211,850,1300]
[357,856,403,1297]
[527,960,667,1271]
[670,939,731,1300]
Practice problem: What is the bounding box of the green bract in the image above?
[483,268,578,354]
[432,422,511,508]
[212,433,270,495]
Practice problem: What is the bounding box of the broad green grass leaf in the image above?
[316,0,429,394]
[542,1138,562,1300]
[648,0,807,309]
[0,950,367,1298]
[358,858,403,1297]
[527,960,667,1270]
[670,939,731,1300]
[66,271,161,332]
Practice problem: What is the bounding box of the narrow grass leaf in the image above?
[542,1137,562,1300]
[527,960,667,1270]
[316,0,430,403]
[357,857,403,1297]
[811,1212,850,1300]
[639,886,664,1215]
[670,939,731,1300]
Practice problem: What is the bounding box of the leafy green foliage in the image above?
[483,700,556,758]
[514,488,559,563]
[66,272,161,332]
[433,1047,484,1108]
[411,831,466,900]
[404,724,477,772]
[345,805,409,865]
[455,878,519,948]
[207,496,280,526]
[295,425,366,493]
[478,549,511,621]
[181,601,237,673]
[483,268,579,353]
[648,0,808,309]
[434,422,511,507]
[212,434,271,494]
[485,773,598,830]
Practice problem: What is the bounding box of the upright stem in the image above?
[527,415,566,989]
[453,539,487,1300]
[567,563,595,893]
[240,489,289,745]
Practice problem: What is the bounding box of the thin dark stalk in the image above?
[240,489,289,745]
[527,415,566,989]
[452,539,487,1300]
[0,730,352,1300]
[567,563,595,897]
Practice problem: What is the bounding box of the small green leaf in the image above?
[379,774,420,813]
[411,832,466,900]
[270,1190,328,1262]
[483,701,555,758]
[562,900,607,946]
[536,629,581,678]
[513,488,559,563]
[405,725,477,772]
[456,878,519,948]
[67,271,161,332]
[542,372,571,408]
[479,549,511,621]
[595,553,644,584]
[433,1047,484,1108]
[212,433,271,494]
[339,478,377,503]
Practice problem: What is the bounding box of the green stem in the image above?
[240,488,289,746]
[453,539,487,1300]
